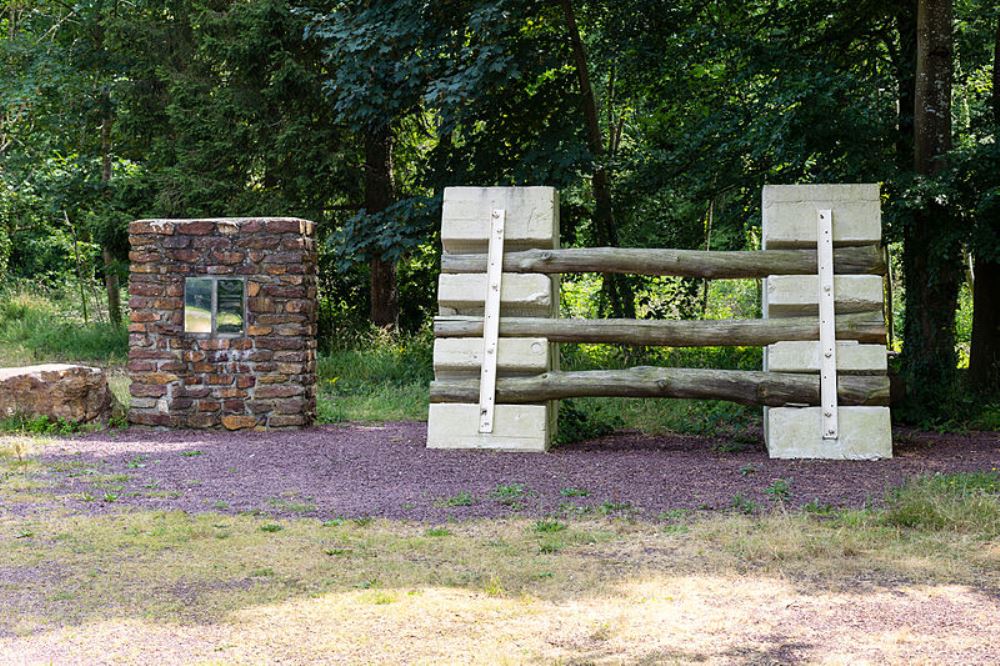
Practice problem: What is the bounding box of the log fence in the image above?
[426,185,892,459]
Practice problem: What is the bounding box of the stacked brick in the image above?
[127,218,317,430]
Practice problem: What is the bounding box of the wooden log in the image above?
[430,367,890,407]
[434,311,886,347]
[440,245,885,278]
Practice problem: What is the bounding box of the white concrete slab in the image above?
[438,273,554,316]
[762,184,881,249]
[441,187,559,253]
[767,341,887,373]
[765,275,883,316]
[427,403,551,451]
[433,338,551,377]
[765,406,892,460]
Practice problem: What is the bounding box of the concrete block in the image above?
[762,184,881,249]
[765,275,883,316]
[438,273,554,316]
[765,406,892,460]
[441,187,559,253]
[767,341,887,373]
[427,403,551,451]
[433,338,550,377]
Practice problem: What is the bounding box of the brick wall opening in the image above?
[127,218,317,430]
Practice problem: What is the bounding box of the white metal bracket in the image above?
[817,209,838,439]
[479,209,505,432]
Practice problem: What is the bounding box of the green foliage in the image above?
[555,399,623,446]
[0,285,127,364]
[764,479,792,503]
[0,413,79,435]
[434,491,474,508]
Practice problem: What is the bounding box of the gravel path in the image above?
[17,423,999,521]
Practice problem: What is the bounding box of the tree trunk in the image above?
[434,311,886,347]
[968,16,1000,392]
[559,0,635,318]
[99,92,121,328]
[364,124,398,329]
[430,367,890,407]
[895,1,918,171]
[439,245,886,279]
[902,0,962,414]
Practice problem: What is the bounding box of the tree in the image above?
[967,12,1000,393]
[558,0,634,318]
[901,0,964,414]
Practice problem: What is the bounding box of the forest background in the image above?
[1,0,998,425]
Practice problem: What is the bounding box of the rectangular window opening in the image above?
[184,277,245,335]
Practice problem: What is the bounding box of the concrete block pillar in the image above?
[427,187,559,451]
[762,184,892,459]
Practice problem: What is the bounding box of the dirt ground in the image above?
[11,422,1000,521]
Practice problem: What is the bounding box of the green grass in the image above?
[0,285,127,365]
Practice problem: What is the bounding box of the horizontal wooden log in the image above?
[440,245,885,278]
[434,311,886,347]
[431,367,889,407]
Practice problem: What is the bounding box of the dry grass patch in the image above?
[1,504,999,663]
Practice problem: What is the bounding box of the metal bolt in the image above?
[824,351,832,358]
[824,411,832,417]
[826,429,836,436]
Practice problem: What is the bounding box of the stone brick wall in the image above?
[127,218,317,430]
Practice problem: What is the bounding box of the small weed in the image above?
[597,500,635,517]
[371,592,396,605]
[803,498,834,514]
[259,523,283,533]
[434,491,474,508]
[765,478,792,503]
[16,529,33,539]
[492,484,529,505]
[425,527,451,537]
[401,502,416,511]
[559,487,589,497]
[354,578,378,590]
[483,575,505,597]
[249,567,275,577]
[539,539,564,554]
[102,493,118,503]
[731,494,757,515]
[352,516,373,527]
[324,547,352,556]
[80,493,95,502]
[533,519,567,533]
[213,500,230,510]
[662,524,690,535]
[657,509,689,522]
[322,518,345,527]
[126,456,147,469]
[180,450,203,458]
[739,464,756,477]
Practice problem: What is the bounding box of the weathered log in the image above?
[434,311,886,347]
[440,245,885,278]
[430,367,890,407]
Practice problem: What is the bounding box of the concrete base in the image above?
[765,406,892,460]
[427,403,551,451]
